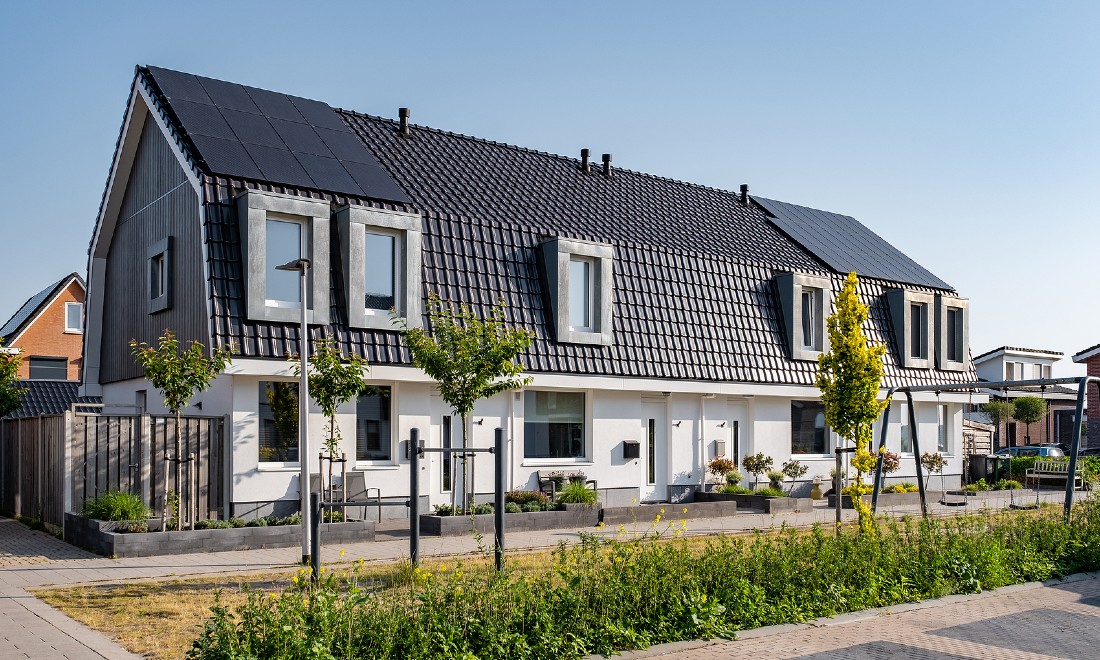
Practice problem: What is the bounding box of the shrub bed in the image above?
[189,499,1100,659]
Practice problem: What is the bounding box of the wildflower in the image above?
[680,519,687,527]
[655,514,662,523]
[632,497,637,504]
[682,507,688,514]
[292,575,299,584]
[339,549,346,558]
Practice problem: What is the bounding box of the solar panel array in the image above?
[753,197,953,291]
[143,66,410,203]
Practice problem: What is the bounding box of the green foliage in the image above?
[556,480,598,504]
[754,486,787,497]
[880,450,901,474]
[1012,397,1049,425]
[82,491,149,522]
[190,503,1100,659]
[921,452,947,474]
[708,456,736,478]
[0,337,23,417]
[982,400,1014,427]
[291,337,370,458]
[472,503,495,515]
[780,460,807,481]
[196,519,234,530]
[741,453,773,480]
[993,479,1022,490]
[505,491,551,508]
[130,330,234,415]
[719,484,752,494]
[816,272,887,535]
[882,484,919,494]
[504,502,523,514]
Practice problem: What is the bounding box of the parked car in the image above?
[993,445,1064,458]
[1078,446,1100,457]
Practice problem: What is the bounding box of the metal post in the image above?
[494,427,504,572]
[834,446,842,529]
[907,392,928,519]
[1063,380,1089,522]
[310,491,321,583]
[871,398,893,513]
[410,428,420,568]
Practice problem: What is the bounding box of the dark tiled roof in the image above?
[0,274,82,344]
[1073,343,1100,362]
[754,197,954,291]
[4,380,101,419]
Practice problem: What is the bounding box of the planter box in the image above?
[826,491,924,509]
[599,500,737,526]
[64,513,375,558]
[419,505,600,537]
[695,491,814,514]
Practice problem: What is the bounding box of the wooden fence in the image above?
[0,412,226,528]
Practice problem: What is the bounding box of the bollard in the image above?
[310,491,321,583]
[410,428,420,568]
[494,427,505,572]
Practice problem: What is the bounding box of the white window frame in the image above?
[237,190,331,325]
[147,236,172,314]
[935,294,969,371]
[64,302,84,334]
[353,382,399,469]
[539,238,614,346]
[257,379,302,469]
[337,205,422,331]
[887,289,934,369]
[777,272,831,361]
[898,402,913,455]
[937,403,951,454]
[568,256,595,333]
[521,388,593,465]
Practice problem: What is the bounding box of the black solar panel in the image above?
[754,197,953,290]
[141,66,411,203]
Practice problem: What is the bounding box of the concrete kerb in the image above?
[582,572,1100,659]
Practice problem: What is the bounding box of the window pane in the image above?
[801,290,815,349]
[149,254,165,300]
[946,309,959,362]
[791,400,827,454]
[266,219,302,303]
[900,404,912,453]
[524,391,585,459]
[569,259,591,330]
[442,415,452,492]
[938,404,949,453]
[364,231,396,311]
[66,303,83,332]
[910,303,923,358]
[356,386,392,461]
[647,418,656,485]
[259,382,299,462]
[28,357,67,380]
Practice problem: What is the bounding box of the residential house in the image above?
[972,346,1080,448]
[1072,344,1100,447]
[1,273,86,381]
[83,66,978,518]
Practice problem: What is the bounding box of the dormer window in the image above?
[539,237,614,346]
[237,190,331,325]
[336,205,422,331]
[935,294,969,371]
[887,289,934,369]
[777,272,831,361]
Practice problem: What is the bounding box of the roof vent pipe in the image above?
[602,153,613,179]
[580,148,591,174]
[398,107,411,137]
[739,183,749,206]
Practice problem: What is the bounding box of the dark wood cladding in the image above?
[100,119,208,383]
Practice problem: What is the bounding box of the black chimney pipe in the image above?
[399,108,410,137]
[740,183,749,206]
[602,153,613,179]
[581,148,591,174]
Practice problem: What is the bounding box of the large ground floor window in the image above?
[259,381,299,462]
[356,386,392,461]
[791,400,827,454]
[524,390,586,459]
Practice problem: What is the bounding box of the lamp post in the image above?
[276,258,312,565]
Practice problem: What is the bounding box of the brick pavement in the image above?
[0,490,1076,659]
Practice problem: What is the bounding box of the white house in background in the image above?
[82,66,978,519]
[972,346,1080,448]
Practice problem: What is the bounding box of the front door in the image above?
[641,400,668,502]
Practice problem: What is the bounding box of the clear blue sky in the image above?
[1,2,1096,376]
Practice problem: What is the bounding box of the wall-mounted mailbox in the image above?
[623,440,641,460]
[713,439,727,458]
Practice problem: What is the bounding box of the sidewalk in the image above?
[0,490,1074,659]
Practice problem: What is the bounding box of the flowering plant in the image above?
[881,450,901,474]
[707,456,736,479]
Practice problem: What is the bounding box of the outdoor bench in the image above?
[1025,460,1083,491]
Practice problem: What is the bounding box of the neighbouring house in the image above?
[1072,344,1100,447]
[82,65,979,519]
[971,346,1081,449]
[1,273,86,382]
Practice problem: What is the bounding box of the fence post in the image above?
[494,427,504,572]
[140,414,152,513]
[63,411,73,515]
[222,415,232,520]
[410,428,420,568]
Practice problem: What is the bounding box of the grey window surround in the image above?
[147,236,173,314]
[539,237,614,346]
[237,190,331,325]
[336,205,422,331]
[887,288,935,369]
[935,294,969,372]
[777,272,832,361]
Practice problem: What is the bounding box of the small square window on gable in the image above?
[336,205,422,331]
[237,190,331,325]
[776,272,831,361]
[935,294,969,372]
[147,237,173,314]
[539,237,614,345]
[886,288,935,369]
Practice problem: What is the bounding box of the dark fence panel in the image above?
[0,415,68,527]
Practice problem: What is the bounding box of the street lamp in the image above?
[276,258,312,565]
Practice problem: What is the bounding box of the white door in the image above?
[641,400,668,502]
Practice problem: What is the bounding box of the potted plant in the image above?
[547,471,567,490]
[567,471,588,485]
[766,470,786,491]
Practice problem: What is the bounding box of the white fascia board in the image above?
[1073,347,1100,363]
[224,358,975,401]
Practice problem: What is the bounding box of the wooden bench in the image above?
[1025,460,1083,491]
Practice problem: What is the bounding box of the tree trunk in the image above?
[460,413,469,513]
[175,410,183,531]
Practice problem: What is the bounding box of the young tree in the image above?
[131,330,233,530]
[393,294,534,512]
[290,337,369,460]
[0,339,23,418]
[816,272,887,535]
[1012,396,1048,445]
[982,400,1014,450]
